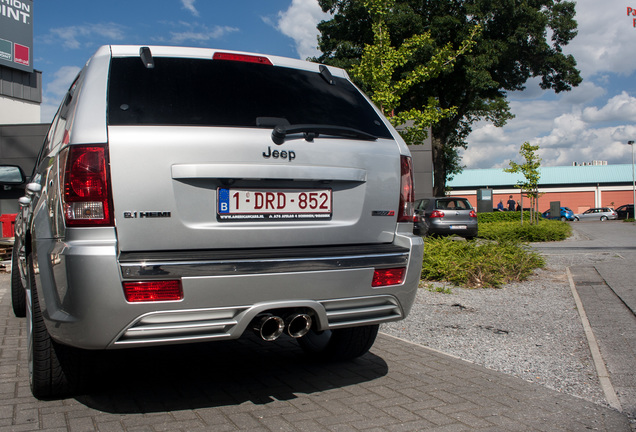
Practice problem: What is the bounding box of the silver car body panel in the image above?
[22,45,423,350]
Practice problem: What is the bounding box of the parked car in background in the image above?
[414,197,478,239]
[541,207,576,221]
[615,204,634,220]
[4,45,424,399]
[574,207,618,221]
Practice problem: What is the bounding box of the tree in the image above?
[315,0,581,196]
[504,142,542,225]
[350,0,480,145]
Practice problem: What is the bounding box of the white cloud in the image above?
[181,0,199,17]
[462,0,636,170]
[41,66,81,123]
[582,92,636,123]
[566,1,636,78]
[534,113,588,148]
[275,0,329,59]
[464,93,636,169]
[45,24,126,49]
[168,25,239,44]
[559,81,606,105]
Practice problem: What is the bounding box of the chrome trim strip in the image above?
[171,163,367,182]
[120,251,409,279]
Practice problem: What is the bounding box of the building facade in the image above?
[446,164,635,213]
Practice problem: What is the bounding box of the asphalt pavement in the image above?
[532,220,636,423]
[0,222,634,431]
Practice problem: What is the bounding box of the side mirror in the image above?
[19,196,31,207]
[0,165,26,186]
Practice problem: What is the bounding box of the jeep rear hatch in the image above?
[106,52,408,252]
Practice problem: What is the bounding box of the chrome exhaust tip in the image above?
[285,313,312,338]
[252,314,285,341]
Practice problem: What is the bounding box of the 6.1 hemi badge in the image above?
[372,210,395,216]
[123,211,171,219]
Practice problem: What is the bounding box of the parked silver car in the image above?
[573,207,618,221]
[414,197,478,239]
[5,45,424,398]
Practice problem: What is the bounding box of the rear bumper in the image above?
[36,234,423,350]
[428,221,478,237]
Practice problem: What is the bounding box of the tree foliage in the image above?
[351,0,480,146]
[504,142,542,224]
[315,0,581,196]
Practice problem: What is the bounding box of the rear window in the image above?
[107,57,392,139]
[435,199,472,210]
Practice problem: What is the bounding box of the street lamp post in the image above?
[629,141,635,219]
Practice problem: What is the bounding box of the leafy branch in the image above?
[350,0,481,145]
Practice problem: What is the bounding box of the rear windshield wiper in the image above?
[271,124,378,145]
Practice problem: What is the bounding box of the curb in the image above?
[566,266,622,411]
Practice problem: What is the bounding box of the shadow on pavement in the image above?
[75,333,388,414]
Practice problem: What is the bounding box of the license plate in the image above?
[217,188,332,221]
[450,225,467,230]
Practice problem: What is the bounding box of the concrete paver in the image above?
[0,271,631,431]
[533,221,636,423]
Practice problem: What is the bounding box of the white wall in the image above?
[0,97,41,124]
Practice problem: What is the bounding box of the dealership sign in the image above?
[0,0,33,73]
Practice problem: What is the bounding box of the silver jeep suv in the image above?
[9,45,424,398]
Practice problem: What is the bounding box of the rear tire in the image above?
[297,324,379,361]
[600,216,608,221]
[11,246,26,317]
[28,254,86,399]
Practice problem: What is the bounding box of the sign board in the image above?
[476,188,493,213]
[0,0,33,73]
[550,201,561,220]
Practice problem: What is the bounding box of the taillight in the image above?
[62,145,113,227]
[469,210,477,218]
[397,156,414,222]
[212,52,273,65]
[372,268,406,287]
[430,210,445,218]
[123,281,183,302]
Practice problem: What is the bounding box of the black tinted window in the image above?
[107,57,392,138]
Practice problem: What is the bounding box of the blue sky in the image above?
[32,0,636,169]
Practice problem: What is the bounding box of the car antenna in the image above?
[139,47,154,69]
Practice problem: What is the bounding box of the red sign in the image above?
[14,43,29,66]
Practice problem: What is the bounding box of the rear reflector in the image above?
[372,268,406,287]
[123,281,183,302]
[212,52,273,65]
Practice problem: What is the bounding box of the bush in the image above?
[421,236,545,288]
[478,211,534,223]
[477,220,571,242]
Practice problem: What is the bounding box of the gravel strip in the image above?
[381,252,608,407]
